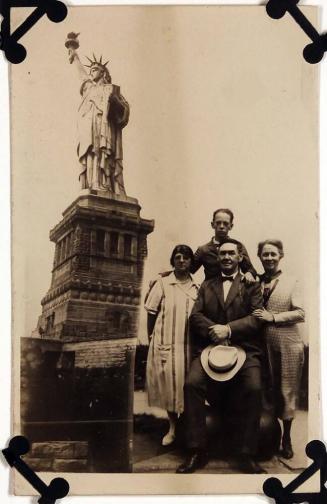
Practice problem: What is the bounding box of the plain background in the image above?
[1,0,327,502]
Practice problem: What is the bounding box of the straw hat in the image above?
[200,344,246,381]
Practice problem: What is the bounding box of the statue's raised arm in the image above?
[65,33,130,195]
[65,32,88,82]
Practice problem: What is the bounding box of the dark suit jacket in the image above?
[190,273,263,368]
[191,238,257,280]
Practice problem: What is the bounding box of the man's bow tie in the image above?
[222,276,234,282]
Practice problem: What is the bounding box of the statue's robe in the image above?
[77,79,129,190]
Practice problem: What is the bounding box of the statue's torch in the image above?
[65,32,80,63]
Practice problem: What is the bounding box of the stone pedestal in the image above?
[22,192,154,472]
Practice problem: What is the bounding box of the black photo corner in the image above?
[263,440,327,504]
[2,436,69,504]
[0,0,67,64]
[265,0,327,63]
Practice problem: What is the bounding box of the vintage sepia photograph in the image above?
[11,5,320,495]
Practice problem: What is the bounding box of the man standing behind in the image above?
[176,239,265,474]
[192,208,256,282]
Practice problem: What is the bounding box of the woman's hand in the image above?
[243,272,256,285]
[252,308,275,322]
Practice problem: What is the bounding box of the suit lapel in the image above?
[224,273,242,309]
[211,277,225,310]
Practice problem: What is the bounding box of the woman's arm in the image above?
[144,278,164,338]
[253,279,305,325]
[147,313,158,338]
[273,279,305,325]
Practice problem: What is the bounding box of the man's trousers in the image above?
[184,356,262,455]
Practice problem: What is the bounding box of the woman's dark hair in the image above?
[170,244,195,268]
[257,239,284,258]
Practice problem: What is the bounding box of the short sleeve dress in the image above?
[262,272,305,420]
[145,272,199,414]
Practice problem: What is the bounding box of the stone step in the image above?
[133,450,293,474]
[23,457,88,472]
[29,441,88,459]
[22,441,89,472]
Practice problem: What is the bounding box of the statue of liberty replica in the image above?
[66,32,130,195]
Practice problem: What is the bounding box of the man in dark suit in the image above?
[176,238,265,474]
[191,208,257,282]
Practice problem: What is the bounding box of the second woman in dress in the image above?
[145,245,199,446]
[253,239,305,459]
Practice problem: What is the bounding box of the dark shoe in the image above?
[280,441,294,459]
[176,451,208,474]
[237,455,267,474]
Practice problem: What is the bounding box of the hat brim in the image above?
[200,345,246,382]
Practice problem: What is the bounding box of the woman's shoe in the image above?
[162,431,176,446]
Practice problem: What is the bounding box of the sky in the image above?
[10,5,319,344]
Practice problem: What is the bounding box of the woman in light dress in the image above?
[145,245,199,446]
[253,239,305,459]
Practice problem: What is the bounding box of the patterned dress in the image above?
[145,272,199,413]
[261,272,305,420]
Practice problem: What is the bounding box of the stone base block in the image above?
[52,458,88,472]
[32,441,88,459]
[22,457,53,472]
[23,441,89,472]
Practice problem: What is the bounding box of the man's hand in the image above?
[252,308,274,322]
[243,272,256,285]
[208,324,230,344]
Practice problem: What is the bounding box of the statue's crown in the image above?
[84,53,109,69]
